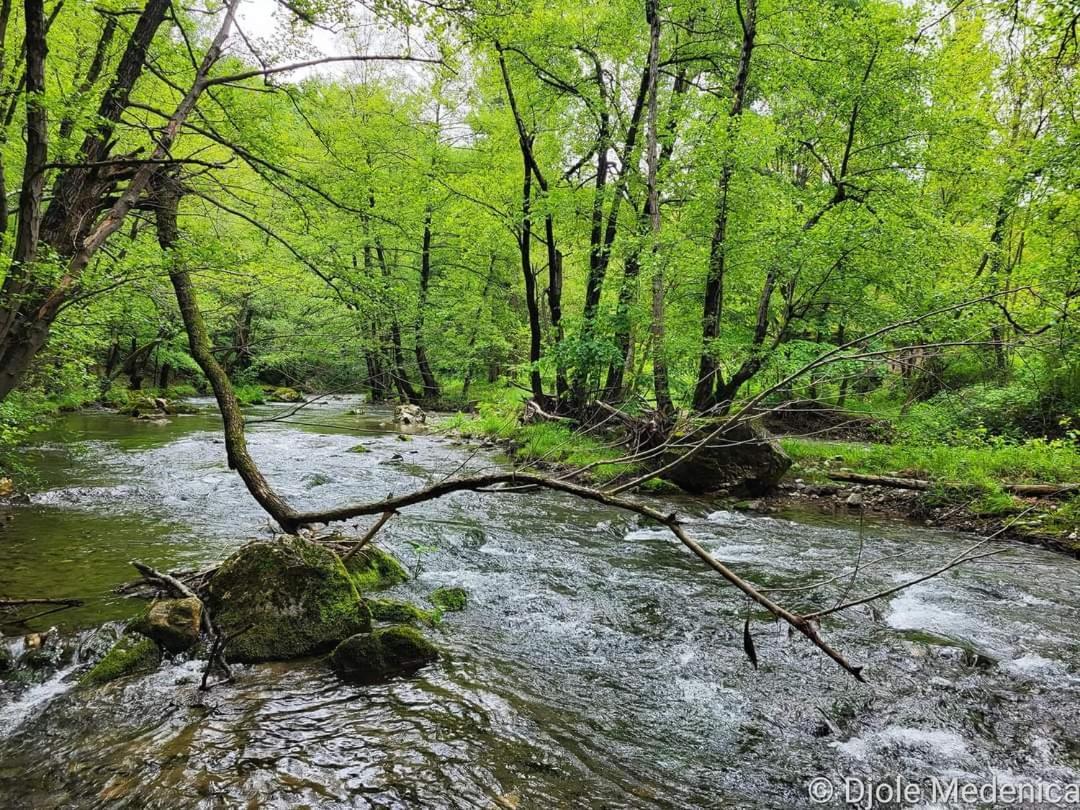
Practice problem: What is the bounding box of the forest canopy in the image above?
[0,0,1076,450]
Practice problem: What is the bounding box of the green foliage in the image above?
[233,384,267,406]
[782,438,1080,489]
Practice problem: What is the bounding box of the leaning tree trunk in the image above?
[151,169,298,528]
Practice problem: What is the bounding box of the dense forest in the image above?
[0,0,1073,422]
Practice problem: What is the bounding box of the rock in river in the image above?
[342,544,408,593]
[80,636,161,687]
[394,403,426,425]
[330,626,439,683]
[205,536,371,663]
[129,597,202,653]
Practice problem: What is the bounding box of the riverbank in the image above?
[438,407,1080,555]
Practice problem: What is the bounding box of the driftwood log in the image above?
[826,471,1078,498]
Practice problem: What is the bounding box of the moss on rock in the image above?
[367,598,435,626]
[346,443,370,453]
[429,586,467,612]
[329,626,439,683]
[80,636,161,686]
[342,545,408,593]
[267,386,303,403]
[205,536,371,663]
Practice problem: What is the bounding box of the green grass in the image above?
[442,404,639,483]
[781,437,1080,487]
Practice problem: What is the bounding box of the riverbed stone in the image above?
[133,597,202,653]
[660,421,791,496]
[80,636,161,686]
[342,545,408,593]
[367,598,436,626]
[394,404,426,425]
[428,586,467,612]
[329,626,439,683]
[205,536,371,663]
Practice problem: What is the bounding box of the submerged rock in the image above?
[367,598,435,626]
[342,545,408,593]
[21,631,66,670]
[660,421,791,496]
[130,597,202,653]
[330,626,439,683]
[80,636,161,686]
[205,536,371,663]
[429,586,467,612]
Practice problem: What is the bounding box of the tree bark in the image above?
[414,212,440,400]
[693,0,757,412]
[645,0,673,415]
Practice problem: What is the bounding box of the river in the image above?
[0,398,1078,808]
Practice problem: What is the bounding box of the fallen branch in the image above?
[0,597,83,609]
[826,471,1079,498]
[340,510,398,563]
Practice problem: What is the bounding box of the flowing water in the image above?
[0,398,1078,808]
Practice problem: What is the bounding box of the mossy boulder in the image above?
[342,545,408,593]
[267,386,303,403]
[329,626,439,683]
[131,597,202,653]
[0,645,13,672]
[367,598,435,627]
[80,636,161,687]
[429,586,467,612]
[346,443,370,453]
[205,536,371,663]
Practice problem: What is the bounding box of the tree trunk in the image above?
[693,0,757,412]
[414,213,440,400]
[152,171,298,529]
[519,148,546,403]
[645,0,673,415]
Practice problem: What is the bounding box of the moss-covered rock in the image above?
[267,386,303,403]
[429,586,467,612]
[205,536,371,663]
[342,545,408,593]
[346,443,370,453]
[118,396,198,417]
[0,645,14,672]
[329,626,439,683]
[132,597,202,653]
[367,598,435,626]
[80,636,161,687]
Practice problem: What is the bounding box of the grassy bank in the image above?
[781,436,1079,541]
[441,402,641,484]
